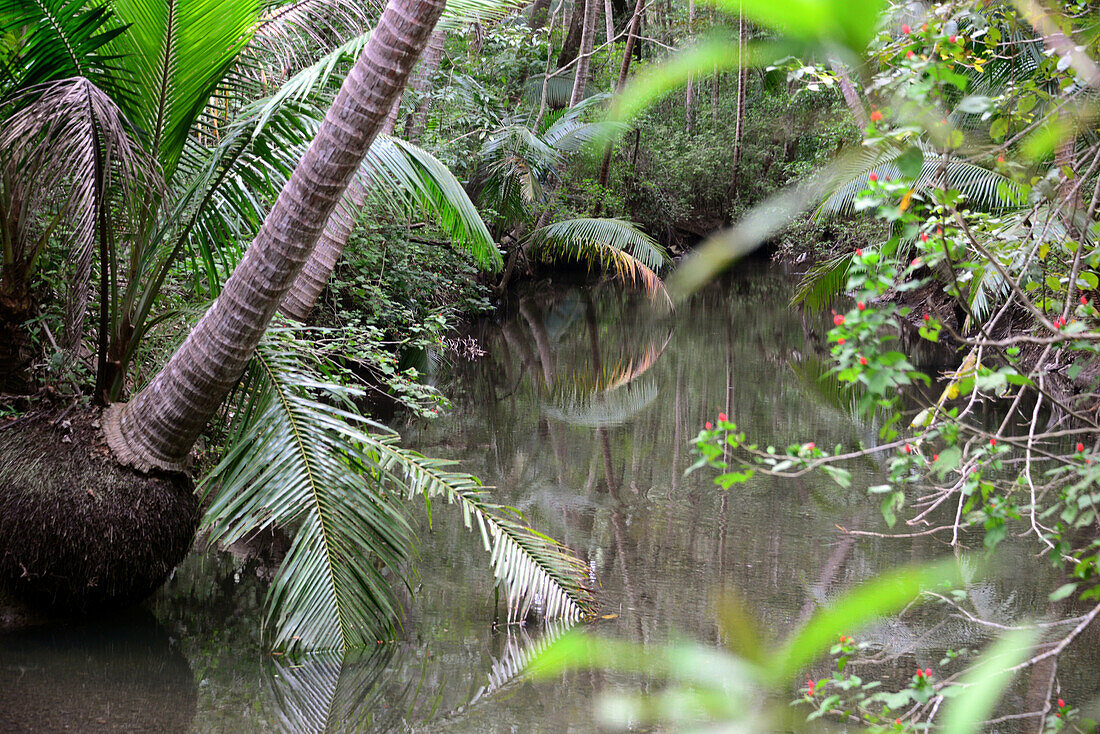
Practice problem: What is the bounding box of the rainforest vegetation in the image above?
[2,0,1100,730]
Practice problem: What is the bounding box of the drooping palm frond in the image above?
[200,329,413,653]
[251,0,380,73]
[369,135,500,270]
[523,72,585,108]
[108,0,262,177]
[0,78,159,349]
[374,442,597,623]
[816,143,1025,218]
[528,217,672,304]
[462,619,575,710]
[790,251,854,312]
[0,0,128,101]
[202,328,596,652]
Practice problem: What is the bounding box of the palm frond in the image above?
[369,136,500,270]
[523,73,583,108]
[0,78,159,350]
[108,0,262,177]
[202,328,595,653]
[528,217,672,304]
[375,442,597,623]
[544,378,658,428]
[816,144,1025,218]
[0,0,128,101]
[200,329,412,653]
[251,0,380,73]
[790,252,854,312]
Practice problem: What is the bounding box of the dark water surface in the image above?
[3,264,1097,732]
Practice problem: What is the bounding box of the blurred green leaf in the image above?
[702,0,886,52]
[939,627,1039,734]
[768,559,965,682]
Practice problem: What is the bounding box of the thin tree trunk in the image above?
[569,0,599,107]
[276,97,402,322]
[603,0,614,43]
[105,0,446,472]
[403,27,446,142]
[685,0,695,134]
[729,4,746,202]
[830,60,867,131]
[593,0,645,199]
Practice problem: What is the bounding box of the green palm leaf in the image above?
[202,328,595,653]
[528,217,672,303]
[789,251,854,312]
[0,0,128,100]
[108,0,262,177]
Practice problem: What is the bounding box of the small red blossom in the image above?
[933,453,939,461]
[904,444,912,454]
[1081,296,1089,305]
[906,50,915,59]
[896,719,901,726]
[912,258,923,267]
[858,301,866,311]
[705,422,714,430]
[855,247,864,256]
[990,438,997,447]
[936,228,943,236]
[921,23,928,31]
[859,356,868,366]
[869,172,879,182]
[870,110,883,122]
[997,154,1005,163]
[806,442,815,450]
[807,676,816,696]
[902,23,911,33]
[1058,698,1066,708]
[834,314,846,326]
[915,668,924,678]
[718,412,727,422]
[1078,443,1085,452]
[923,313,931,322]
[949,35,957,43]
[925,668,932,677]
[838,338,846,345]
[920,232,928,242]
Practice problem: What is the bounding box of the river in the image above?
[2,263,1097,732]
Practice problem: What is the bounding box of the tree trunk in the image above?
[569,0,599,107]
[728,5,746,204]
[529,0,551,30]
[685,0,695,134]
[603,0,614,42]
[403,27,446,142]
[594,0,645,199]
[105,0,446,472]
[557,0,585,67]
[830,60,867,131]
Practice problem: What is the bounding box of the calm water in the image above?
[2,263,1097,732]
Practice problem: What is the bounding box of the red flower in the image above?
[718,412,728,422]
[923,313,931,322]
[858,301,866,311]
[838,338,846,345]
[869,172,879,182]
[1081,296,1089,305]
[902,23,911,33]
[921,23,928,31]
[856,248,864,256]
[1058,698,1066,708]
[906,50,915,59]
[925,668,932,677]
[933,453,939,461]
[1077,443,1085,452]
[997,154,1005,163]
[834,314,846,326]
[990,438,997,447]
[949,35,957,43]
[920,232,928,242]
[806,442,815,450]
[915,668,923,678]
[904,444,912,454]
[807,676,816,696]
[936,228,943,236]
[859,356,868,366]
[705,421,712,429]
[870,110,883,122]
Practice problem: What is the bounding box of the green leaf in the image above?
[768,559,966,682]
[939,627,1039,734]
[896,146,924,179]
[703,0,885,52]
[1049,582,1078,601]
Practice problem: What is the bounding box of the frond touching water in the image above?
[202,327,595,653]
[528,217,672,305]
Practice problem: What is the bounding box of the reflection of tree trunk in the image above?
[728,4,746,205]
[518,297,554,388]
[671,364,683,493]
[609,509,645,642]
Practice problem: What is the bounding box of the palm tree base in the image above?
[0,406,198,613]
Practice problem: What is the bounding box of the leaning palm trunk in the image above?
[106,0,447,472]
